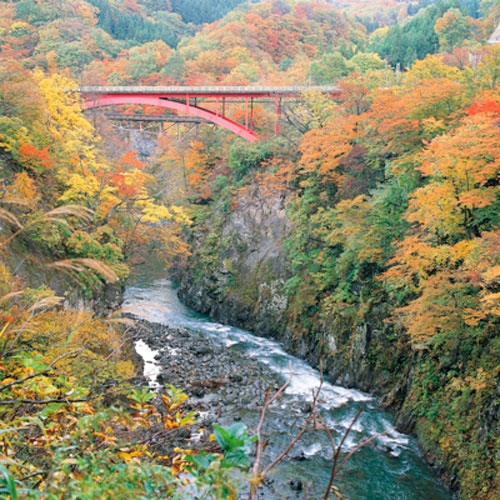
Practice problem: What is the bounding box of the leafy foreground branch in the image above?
[0,260,380,500]
[0,319,382,500]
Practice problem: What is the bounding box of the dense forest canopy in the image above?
[169,0,250,25]
[0,0,499,498]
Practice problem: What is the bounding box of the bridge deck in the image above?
[78,85,341,98]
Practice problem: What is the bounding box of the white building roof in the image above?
[488,23,500,44]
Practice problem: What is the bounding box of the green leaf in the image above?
[189,453,215,470]
[212,423,230,450]
[226,422,246,440]
[128,387,155,404]
[0,465,17,500]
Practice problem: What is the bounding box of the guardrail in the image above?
[77,85,341,96]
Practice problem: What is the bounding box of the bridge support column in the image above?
[245,97,249,130]
[274,96,282,135]
[250,97,254,131]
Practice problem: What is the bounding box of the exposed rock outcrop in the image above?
[179,183,291,337]
[178,182,401,397]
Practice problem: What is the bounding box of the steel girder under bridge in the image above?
[104,113,210,142]
[79,86,341,142]
[104,113,209,124]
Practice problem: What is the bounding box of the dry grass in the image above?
[0,198,29,206]
[0,290,25,304]
[27,295,64,313]
[0,208,23,229]
[48,258,119,283]
[42,205,93,224]
[0,204,94,248]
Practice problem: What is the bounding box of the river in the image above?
[124,266,452,500]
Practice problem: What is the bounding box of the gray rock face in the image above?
[179,184,290,338]
[178,180,420,416]
[178,181,388,394]
[488,21,500,44]
[220,186,290,275]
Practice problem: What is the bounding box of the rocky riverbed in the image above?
[123,274,452,500]
[131,317,282,421]
[130,317,308,498]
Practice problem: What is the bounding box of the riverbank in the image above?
[124,274,452,500]
[129,316,314,499]
[130,316,282,426]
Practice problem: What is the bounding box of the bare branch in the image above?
[314,410,336,453]
[335,431,388,477]
[335,407,363,462]
[19,471,47,482]
[262,378,323,477]
[322,406,364,500]
[0,397,89,406]
[268,361,293,406]
[251,387,270,479]
[0,377,145,406]
[322,405,388,500]
[249,362,293,499]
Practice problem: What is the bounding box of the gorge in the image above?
[0,0,499,498]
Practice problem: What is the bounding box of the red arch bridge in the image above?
[79,86,341,143]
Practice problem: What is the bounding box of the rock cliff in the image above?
[178,182,405,400]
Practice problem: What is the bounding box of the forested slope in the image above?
[179,54,500,498]
[170,3,500,498]
[0,0,499,498]
[0,7,194,491]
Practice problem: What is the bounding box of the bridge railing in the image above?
[77,85,341,96]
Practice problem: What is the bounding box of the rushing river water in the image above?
[124,267,452,500]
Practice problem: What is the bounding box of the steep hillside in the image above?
[0,0,192,72]
[87,0,191,47]
[369,0,486,68]
[176,33,500,500]
[168,0,249,25]
[81,1,368,86]
[1,0,499,498]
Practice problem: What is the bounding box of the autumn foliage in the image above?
[1,0,500,498]
[181,50,500,499]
